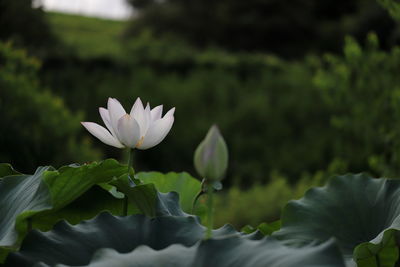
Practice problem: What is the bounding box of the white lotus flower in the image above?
[82,97,175,150]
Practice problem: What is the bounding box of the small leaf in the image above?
[98,183,125,199]
[257,220,281,236]
[111,174,158,217]
[0,163,20,178]
[241,225,256,234]
[241,221,281,236]
[137,172,202,212]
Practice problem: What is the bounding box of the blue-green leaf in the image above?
[274,173,400,266]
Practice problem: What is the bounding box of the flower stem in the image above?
[123,148,134,216]
[206,182,214,239]
[191,178,206,213]
[127,148,134,176]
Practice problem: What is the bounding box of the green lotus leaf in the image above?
[42,160,127,209]
[111,174,191,218]
[5,212,237,267]
[273,173,400,267]
[82,237,345,267]
[0,160,128,263]
[112,171,203,217]
[5,212,345,267]
[111,174,158,217]
[0,166,53,257]
[31,185,136,232]
[136,172,201,213]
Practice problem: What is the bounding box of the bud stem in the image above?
[206,181,214,239]
[191,178,206,213]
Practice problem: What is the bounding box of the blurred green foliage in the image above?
[0,0,58,57]
[3,2,400,228]
[214,160,346,228]
[39,29,400,186]
[378,0,400,20]
[126,0,399,57]
[0,42,101,172]
[46,12,126,59]
[41,32,329,185]
[314,33,400,178]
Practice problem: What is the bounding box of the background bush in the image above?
[0,0,58,57]
[314,33,400,178]
[125,0,399,57]
[0,42,100,172]
[39,31,400,186]
[40,33,331,186]
[214,159,346,228]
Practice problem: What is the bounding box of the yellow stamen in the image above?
[136,136,145,148]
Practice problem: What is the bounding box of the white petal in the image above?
[81,122,124,148]
[164,107,175,118]
[99,107,117,137]
[107,98,126,138]
[130,97,144,117]
[130,98,150,136]
[137,116,174,150]
[143,104,151,134]
[117,114,141,148]
[151,105,163,121]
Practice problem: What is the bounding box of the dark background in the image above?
[2,0,400,226]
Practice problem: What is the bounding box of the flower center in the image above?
[136,136,145,148]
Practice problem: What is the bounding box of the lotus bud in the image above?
[194,125,228,181]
